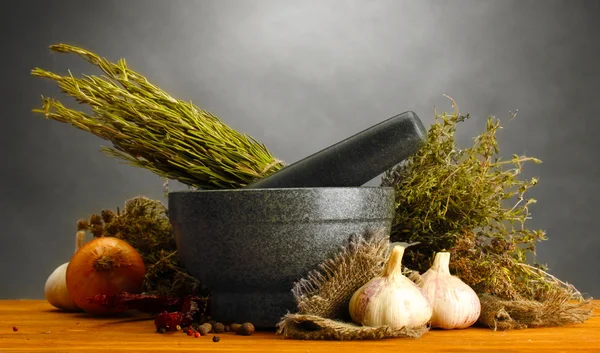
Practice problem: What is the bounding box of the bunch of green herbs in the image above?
[381,98,594,324]
[31,44,284,190]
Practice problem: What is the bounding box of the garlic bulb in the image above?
[349,245,432,328]
[417,252,481,329]
[44,231,85,311]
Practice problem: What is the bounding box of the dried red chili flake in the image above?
[87,292,207,317]
[12,326,18,332]
[87,292,182,313]
[88,292,209,334]
[194,332,201,338]
[154,311,185,332]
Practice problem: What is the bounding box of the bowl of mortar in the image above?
[168,186,395,328]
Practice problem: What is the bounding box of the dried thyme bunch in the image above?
[381,97,559,300]
[380,98,595,329]
[31,44,284,189]
[77,196,204,298]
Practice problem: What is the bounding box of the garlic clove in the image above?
[418,251,481,329]
[349,245,432,328]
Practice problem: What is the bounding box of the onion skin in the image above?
[66,237,145,316]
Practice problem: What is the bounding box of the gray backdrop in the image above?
[1,0,599,299]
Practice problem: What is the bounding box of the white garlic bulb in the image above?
[44,263,77,310]
[44,231,86,311]
[349,245,432,328]
[417,251,481,329]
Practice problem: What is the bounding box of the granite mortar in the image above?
[168,187,395,328]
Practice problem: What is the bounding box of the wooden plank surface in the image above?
[0,300,598,352]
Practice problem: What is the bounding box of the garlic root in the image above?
[349,245,432,328]
[417,251,481,329]
[44,231,86,311]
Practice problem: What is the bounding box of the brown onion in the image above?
[66,236,145,316]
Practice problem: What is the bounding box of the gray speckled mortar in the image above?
[168,187,395,328]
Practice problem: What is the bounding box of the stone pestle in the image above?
[245,111,427,189]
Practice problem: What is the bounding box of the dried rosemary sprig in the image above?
[77,196,203,298]
[31,44,284,189]
[381,97,560,300]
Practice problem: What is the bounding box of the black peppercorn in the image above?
[237,322,255,336]
[199,324,211,336]
[230,323,241,333]
[212,336,220,342]
[213,323,225,333]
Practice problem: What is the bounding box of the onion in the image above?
[66,236,145,315]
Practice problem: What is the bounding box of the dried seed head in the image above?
[89,214,104,237]
[101,209,115,223]
[77,219,89,231]
[90,214,103,226]
[212,336,220,342]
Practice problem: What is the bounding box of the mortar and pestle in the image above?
[168,111,427,328]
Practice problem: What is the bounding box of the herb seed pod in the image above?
[348,245,432,328]
[417,252,481,329]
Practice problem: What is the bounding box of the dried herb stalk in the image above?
[32,44,284,189]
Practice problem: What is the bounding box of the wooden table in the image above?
[0,300,598,352]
